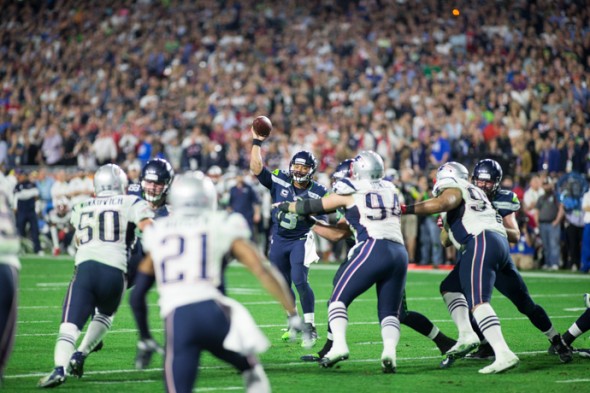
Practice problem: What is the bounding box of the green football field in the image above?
[4,256,590,392]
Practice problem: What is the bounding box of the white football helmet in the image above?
[351,150,384,181]
[436,162,469,183]
[94,164,129,197]
[169,171,218,213]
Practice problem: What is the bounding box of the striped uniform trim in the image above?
[165,310,176,393]
[447,297,469,314]
[331,239,375,302]
[271,175,291,189]
[470,233,486,306]
[62,270,79,323]
[328,304,348,323]
[477,315,500,332]
[381,316,400,330]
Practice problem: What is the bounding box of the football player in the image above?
[301,159,456,362]
[127,158,174,369]
[134,172,301,393]
[464,159,572,363]
[47,198,74,256]
[277,151,408,373]
[251,131,329,347]
[0,173,20,387]
[38,164,154,388]
[401,161,520,374]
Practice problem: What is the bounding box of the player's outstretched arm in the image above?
[249,128,266,176]
[402,188,462,215]
[276,193,350,215]
[231,238,298,317]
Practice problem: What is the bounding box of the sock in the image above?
[304,313,315,326]
[542,326,558,341]
[402,311,435,337]
[428,327,441,340]
[327,302,348,353]
[563,331,576,346]
[443,292,476,340]
[380,316,401,354]
[55,323,80,369]
[473,303,511,355]
[77,313,113,355]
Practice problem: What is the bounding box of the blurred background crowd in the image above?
[1,0,589,271]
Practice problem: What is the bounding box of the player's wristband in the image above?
[277,202,290,212]
[401,204,415,214]
[252,139,263,147]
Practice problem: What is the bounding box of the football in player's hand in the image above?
[252,116,272,137]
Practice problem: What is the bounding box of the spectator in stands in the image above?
[536,178,564,270]
[227,172,261,241]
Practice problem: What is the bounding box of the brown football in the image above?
[252,116,272,137]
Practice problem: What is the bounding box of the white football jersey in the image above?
[433,177,506,249]
[70,195,154,271]
[0,176,20,269]
[333,178,404,244]
[142,211,251,318]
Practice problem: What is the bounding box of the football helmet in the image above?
[94,164,128,197]
[331,158,354,188]
[289,151,318,183]
[141,158,174,204]
[436,161,469,183]
[472,159,502,197]
[168,171,218,213]
[351,150,384,181]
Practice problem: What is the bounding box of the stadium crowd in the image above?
[1,0,590,270]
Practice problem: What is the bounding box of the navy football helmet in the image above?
[289,151,318,183]
[331,159,354,188]
[141,158,175,204]
[472,159,502,197]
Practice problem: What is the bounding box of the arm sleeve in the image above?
[256,167,274,190]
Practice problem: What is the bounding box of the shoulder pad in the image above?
[433,177,463,197]
[333,178,356,195]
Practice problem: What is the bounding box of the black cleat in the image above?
[439,356,456,369]
[438,336,458,356]
[575,348,590,358]
[300,354,321,362]
[69,351,86,378]
[548,334,573,363]
[90,340,104,354]
[38,366,66,388]
[465,342,495,360]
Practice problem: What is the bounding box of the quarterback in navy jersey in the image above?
[127,158,174,370]
[250,130,328,348]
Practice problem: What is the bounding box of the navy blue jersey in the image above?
[492,189,520,218]
[257,167,328,240]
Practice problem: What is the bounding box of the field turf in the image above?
[4,256,590,392]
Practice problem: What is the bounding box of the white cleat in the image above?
[478,352,519,374]
[319,348,349,368]
[445,336,480,359]
[381,351,397,374]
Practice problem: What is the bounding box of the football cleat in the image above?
[69,351,86,378]
[38,366,66,388]
[548,334,573,363]
[135,338,164,370]
[465,342,495,360]
[319,349,349,368]
[439,356,456,369]
[381,351,397,374]
[300,354,321,362]
[301,323,318,349]
[575,348,590,358]
[445,337,480,359]
[281,328,298,342]
[437,335,458,355]
[584,293,590,309]
[478,352,519,374]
